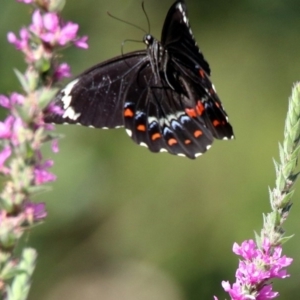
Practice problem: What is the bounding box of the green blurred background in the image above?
[1,0,300,299]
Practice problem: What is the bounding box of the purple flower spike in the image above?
[0,0,89,296]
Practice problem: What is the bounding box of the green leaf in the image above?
[278,143,285,164]
[275,171,286,191]
[280,190,294,207]
[38,87,59,109]
[272,158,280,174]
[14,69,29,93]
[49,0,66,12]
[279,234,294,245]
[282,158,297,178]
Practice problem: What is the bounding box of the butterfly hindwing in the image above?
[123,63,215,158]
[171,60,233,140]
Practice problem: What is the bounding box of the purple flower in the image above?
[0,115,25,146]
[8,7,88,68]
[7,28,34,62]
[30,10,43,36]
[0,116,14,139]
[24,202,47,222]
[17,0,33,3]
[0,95,10,108]
[221,281,245,300]
[0,146,12,174]
[0,93,24,109]
[7,28,30,50]
[45,102,64,116]
[54,62,71,80]
[233,240,257,260]
[74,35,89,49]
[11,93,25,106]
[56,22,79,45]
[29,10,88,48]
[34,159,56,185]
[257,285,278,300]
[11,117,25,146]
[51,139,59,153]
[42,102,63,131]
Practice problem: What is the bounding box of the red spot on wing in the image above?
[213,120,221,127]
[185,108,197,118]
[194,130,203,138]
[184,139,191,145]
[196,101,205,115]
[137,124,146,131]
[185,101,205,118]
[151,133,161,141]
[168,138,177,146]
[124,108,134,118]
[199,69,205,78]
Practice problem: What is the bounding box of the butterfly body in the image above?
[45,1,234,159]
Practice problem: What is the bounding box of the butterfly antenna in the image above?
[141,2,151,34]
[107,11,147,34]
[121,39,144,58]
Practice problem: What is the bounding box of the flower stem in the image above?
[8,248,37,300]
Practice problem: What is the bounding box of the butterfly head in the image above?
[143,34,154,46]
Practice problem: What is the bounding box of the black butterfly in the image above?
[45,0,234,159]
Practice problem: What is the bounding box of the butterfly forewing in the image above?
[161,1,211,75]
[45,51,147,129]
